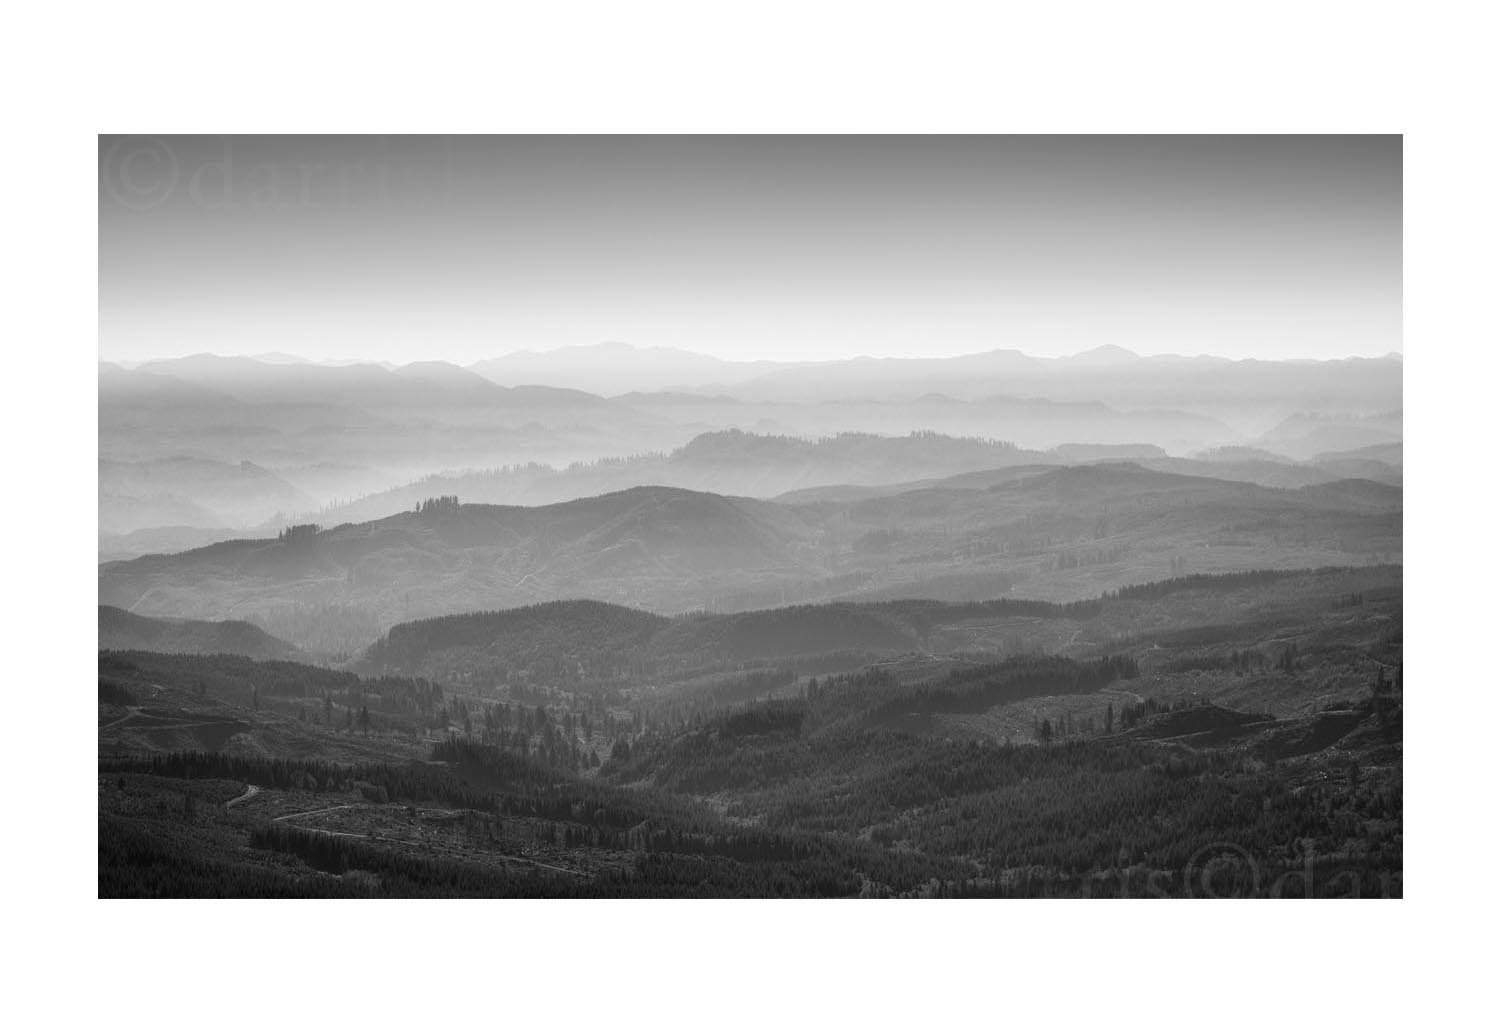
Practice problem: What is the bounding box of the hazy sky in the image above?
[99,136,1401,364]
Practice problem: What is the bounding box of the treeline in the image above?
[275,523,321,543]
[416,495,460,514]
[99,679,137,707]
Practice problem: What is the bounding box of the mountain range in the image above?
[98,349,1402,546]
[465,341,1400,413]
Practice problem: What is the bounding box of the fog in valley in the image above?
[99,135,1402,899]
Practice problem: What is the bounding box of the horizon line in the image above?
[99,342,1406,370]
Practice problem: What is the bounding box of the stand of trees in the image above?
[276,523,322,543]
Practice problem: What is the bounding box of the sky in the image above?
[99,135,1401,364]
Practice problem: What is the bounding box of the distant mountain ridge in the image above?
[457,341,1400,400]
[104,347,1401,432]
[710,352,1402,434]
[470,342,783,396]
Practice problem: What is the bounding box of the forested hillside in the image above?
[99,606,306,662]
[99,574,1402,897]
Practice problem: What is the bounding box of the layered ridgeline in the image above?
[99,425,1404,564]
[470,342,1401,425]
[99,355,689,533]
[98,464,1402,652]
[300,430,1047,524]
[282,428,1401,529]
[102,352,1250,532]
[100,351,1403,547]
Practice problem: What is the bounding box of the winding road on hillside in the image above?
[273,804,360,822]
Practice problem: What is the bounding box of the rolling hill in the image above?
[100,464,1401,655]
[354,567,1402,703]
[98,486,822,636]
[98,605,306,661]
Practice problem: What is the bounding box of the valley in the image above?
[99,563,1401,897]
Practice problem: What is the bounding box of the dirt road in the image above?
[98,706,142,731]
[226,784,261,808]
